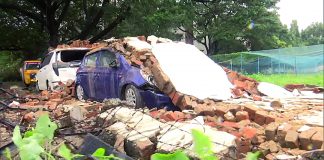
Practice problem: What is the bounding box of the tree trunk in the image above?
[207,39,217,56]
[185,28,194,45]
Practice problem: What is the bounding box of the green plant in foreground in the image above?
[6,114,119,160]
[151,129,217,160]
[151,129,261,160]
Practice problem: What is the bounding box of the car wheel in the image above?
[76,85,87,101]
[125,85,144,108]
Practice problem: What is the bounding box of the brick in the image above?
[265,115,276,124]
[237,119,251,128]
[252,94,262,101]
[149,56,158,64]
[224,111,236,122]
[130,56,143,66]
[268,140,280,153]
[299,128,317,150]
[114,134,126,153]
[232,88,244,97]
[241,127,257,139]
[50,92,62,99]
[229,104,241,115]
[45,101,59,110]
[51,98,63,104]
[125,138,155,160]
[245,81,259,95]
[181,95,192,108]
[265,122,279,141]
[254,110,268,125]
[251,135,266,145]
[171,92,183,106]
[233,79,247,89]
[221,121,240,129]
[23,112,35,122]
[235,138,251,159]
[151,64,170,91]
[41,90,50,97]
[277,123,292,146]
[226,71,239,84]
[243,105,258,120]
[214,105,229,117]
[194,104,215,116]
[311,129,324,149]
[139,55,147,61]
[236,111,249,121]
[285,130,299,148]
[162,82,174,95]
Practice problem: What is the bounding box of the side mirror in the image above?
[109,59,119,68]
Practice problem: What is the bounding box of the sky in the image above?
[277,0,323,30]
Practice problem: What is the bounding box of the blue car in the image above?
[75,47,177,110]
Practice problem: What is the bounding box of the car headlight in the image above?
[140,70,156,86]
[30,73,36,79]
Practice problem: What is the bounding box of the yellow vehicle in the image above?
[20,60,41,86]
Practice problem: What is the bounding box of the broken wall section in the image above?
[99,36,235,111]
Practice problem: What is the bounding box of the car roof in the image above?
[85,47,111,56]
[50,47,91,52]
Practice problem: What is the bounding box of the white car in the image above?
[36,48,90,90]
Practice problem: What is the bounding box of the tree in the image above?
[0,0,131,47]
[174,0,287,55]
[301,22,324,45]
[287,20,303,46]
[244,11,290,51]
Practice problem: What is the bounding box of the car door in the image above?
[95,50,119,99]
[82,53,98,99]
[36,52,53,90]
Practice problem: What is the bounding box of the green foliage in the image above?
[246,151,261,160]
[301,22,324,45]
[247,73,324,87]
[12,114,57,160]
[11,114,119,160]
[58,144,74,160]
[151,129,217,160]
[3,147,12,160]
[191,129,217,160]
[151,150,189,160]
[0,52,23,81]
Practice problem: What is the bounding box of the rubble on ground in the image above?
[1,83,323,159]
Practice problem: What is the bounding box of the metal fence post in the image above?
[270,58,273,74]
[240,53,243,73]
[257,56,260,73]
[230,59,233,70]
[294,56,297,75]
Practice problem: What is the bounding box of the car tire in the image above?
[124,84,144,108]
[76,84,87,101]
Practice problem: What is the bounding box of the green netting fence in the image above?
[212,44,324,74]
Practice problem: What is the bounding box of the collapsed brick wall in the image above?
[52,37,263,112]
[96,36,263,111]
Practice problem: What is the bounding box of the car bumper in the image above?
[139,90,179,111]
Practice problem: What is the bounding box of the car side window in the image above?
[41,52,53,68]
[99,50,116,67]
[84,53,97,67]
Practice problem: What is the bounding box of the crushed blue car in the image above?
[75,47,178,110]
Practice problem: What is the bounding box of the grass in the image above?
[247,73,324,87]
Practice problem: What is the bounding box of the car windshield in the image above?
[60,49,90,62]
[25,62,40,70]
